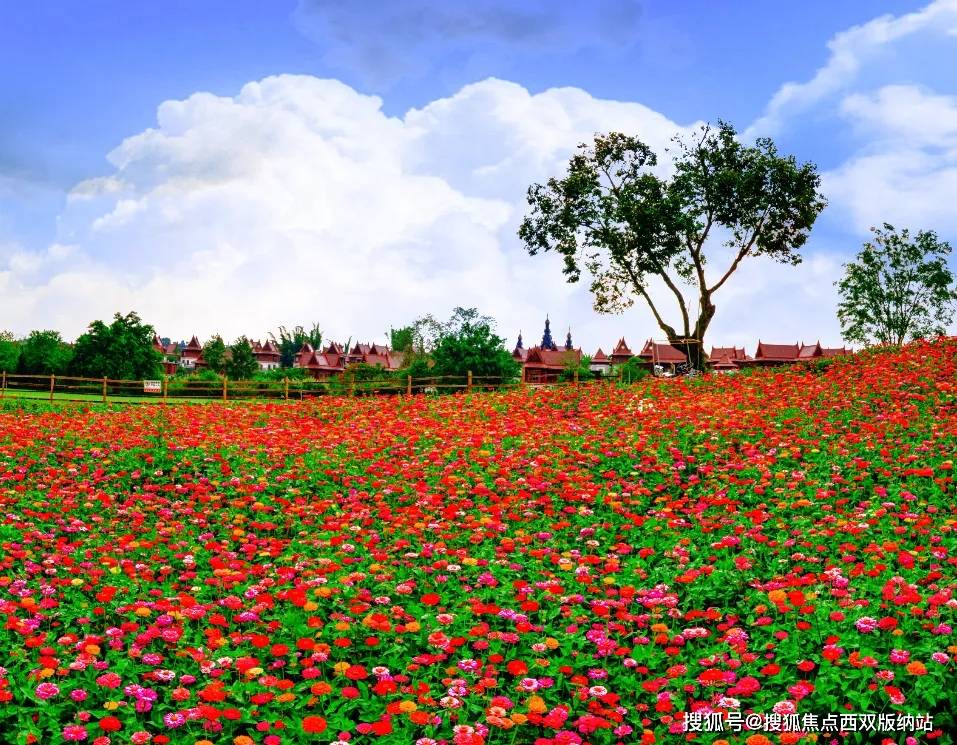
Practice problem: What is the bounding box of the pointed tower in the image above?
[565,327,573,351]
[541,316,557,351]
[515,331,523,350]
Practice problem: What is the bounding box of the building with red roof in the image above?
[589,348,611,375]
[637,339,688,373]
[609,338,634,366]
[517,319,582,383]
[179,335,204,370]
[252,340,281,370]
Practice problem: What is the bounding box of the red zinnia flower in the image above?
[301,716,327,734]
[98,717,122,732]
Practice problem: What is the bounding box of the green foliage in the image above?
[559,355,598,382]
[192,368,223,383]
[202,336,227,375]
[226,337,259,380]
[389,326,414,354]
[614,356,651,384]
[0,332,20,374]
[519,122,826,367]
[430,309,520,382]
[271,323,323,368]
[69,311,161,380]
[18,330,73,375]
[837,224,957,346]
[254,367,311,382]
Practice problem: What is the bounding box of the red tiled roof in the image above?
[592,348,609,362]
[524,347,582,369]
[639,339,687,364]
[300,352,341,370]
[822,346,851,357]
[711,354,740,370]
[183,335,203,352]
[755,342,800,361]
[611,337,632,357]
[710,346,748,361]
[364,354,390,368]
[797,342,823,359]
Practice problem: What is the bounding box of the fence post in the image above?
[0,370,5,399]
[284,377,289,401]
[407,375,412,396]
[163,377,168,403]
[574,369,579,385]
[350,378,355,397]
[102,376,107,403]
[50,374,55,402]
[222,376,227,402]
[467,370,472,393]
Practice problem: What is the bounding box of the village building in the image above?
[638,339,688,374]
[589,348,611,376]
[252,340,281,370]
[609,338,634,366]
[291,341,405,380]
[179,335,204,370]
[152,335,181,375]
[707,345,751,374]
[728,341,851,370]
[515,318,582,383]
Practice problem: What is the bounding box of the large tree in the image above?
[18,330,73,376]
[429,307,519,381]
[70,311,162,380]
[519,122,826,367]
[226,337,260,380]
[837,224,956,346]
[0,332,20,374]
[202,335,227,375]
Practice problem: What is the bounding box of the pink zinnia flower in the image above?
[855,616,878,633]
[35,682,60,700]
[62,725,88,741]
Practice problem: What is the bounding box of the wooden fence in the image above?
[0,369,585,405]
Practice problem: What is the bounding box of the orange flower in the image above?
[906,661,928,675]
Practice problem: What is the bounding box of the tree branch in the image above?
[708,211,768,295]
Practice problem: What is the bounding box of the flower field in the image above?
[0,341,955,745]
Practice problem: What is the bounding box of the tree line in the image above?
[0,308,525,382]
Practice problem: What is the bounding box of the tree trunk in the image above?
[667,299,715,371]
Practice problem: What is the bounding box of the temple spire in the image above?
[515,330,523,350]
[565,327,573,351]
[541,316,556,351]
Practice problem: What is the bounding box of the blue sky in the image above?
[1,0,955,347]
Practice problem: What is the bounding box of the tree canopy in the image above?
[18,330,73,376]
[428,307,520,381]
[226,337,259,380]
[389,325,414,354]
[70,311,161,380]
[202,336,227,375]
[0,332,20,374]
[837,224,957,346]
[519,122,826,366]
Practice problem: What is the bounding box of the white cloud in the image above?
[2,74,852,349]
[824,84,957,232]
[747,0,957,138]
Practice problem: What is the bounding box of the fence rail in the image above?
[0,369,589,405]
